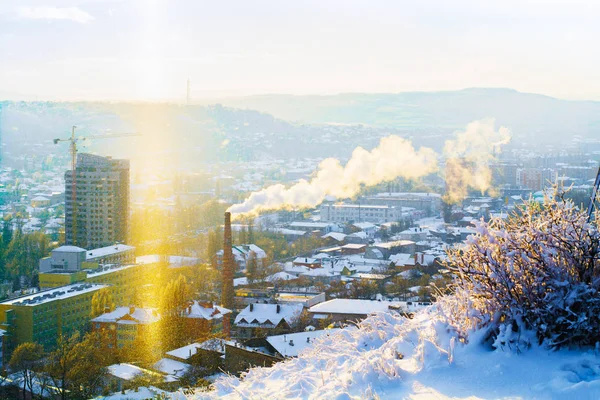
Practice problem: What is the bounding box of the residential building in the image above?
[234,303,303,338]
[85,244,135,265]
[308,299,428,324]
[320,203,419,224]
[182,301,231,340]
[91,306,160,354]
[362,192,442,216]
[65,153,130,249]
[0,283,108,358]
[265,329,340,358]
[216,244,267,273]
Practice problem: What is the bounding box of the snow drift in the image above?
[190,303,600,399]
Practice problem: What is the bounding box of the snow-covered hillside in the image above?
[192,304,600,399]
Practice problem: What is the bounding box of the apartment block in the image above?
[65,153,130,249]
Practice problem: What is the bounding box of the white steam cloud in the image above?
[228,119,510,216]
[443,118,511,203]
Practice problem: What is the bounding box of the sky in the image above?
[0,0,599,101]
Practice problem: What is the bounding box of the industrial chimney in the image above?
[221,212,235,337]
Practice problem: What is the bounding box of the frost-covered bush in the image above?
[447,193,600,349]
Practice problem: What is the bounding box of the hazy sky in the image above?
[0,0,599,101]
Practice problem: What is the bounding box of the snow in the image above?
[2,283,107,306]
[233,277,248,287]
[266,329,341,358]
[185,301,231,320]
[235,303,303,328]
[153,358,190,378]
[91,306,159,324]
[309,299,403,316]
[86,244,135,259]
[96,386,186,399]
[190,304,600,399]
[167,343,205,360]
[265,271,297,282]
[53,245,86,253]
[322,232,347,242]
[107,363,146,381]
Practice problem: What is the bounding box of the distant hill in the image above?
[216,88,600,141]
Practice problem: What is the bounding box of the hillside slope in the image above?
[219,88,600,142]
[192,304,600,399]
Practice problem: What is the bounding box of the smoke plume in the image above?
[228,119,510,216]
[228,136,438,215]
[443,118,511,203]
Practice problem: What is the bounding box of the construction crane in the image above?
[588,166,600,223]
[54,126,139,246]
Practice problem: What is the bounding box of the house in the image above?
[350,222,377,238]
[273,228,308,242]
[321,231,347,245]
[152,358,190,380]
[182,301,231,340]
[224,341,283,374]
[106,363,172,393]
[396,227,429,242]
[292,257,321,269]
[298,267,342,284]
[345,231,369,244]
[234,303,303,338]
[265,329,341,358]
[288,221,337,234]
[86,244,136,266]
[216,244,267,273]
[340,243,367,255]
[372,240,416,258]
[91,307,160,354]
[308,299,402,324]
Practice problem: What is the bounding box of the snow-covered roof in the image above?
[347,231,368,239]
[235,303,303,328]
[166,343,203,360]
[107,363,146,381]
[99,386,186,400]
[91,307,160,324]
[53,245,86,253]
[309,299,401,316]
[197,338,227,354]
[266,329,341,358]
[234,277,248,287]
[2,283,107,306]
[290,221,332,229]
[375,240,415,249]
[389,253,412,266]
[184,301,231,320]
[86,244,135,259]
[265,271,297,282]
[300,268,340,278]
[322,232,347,242]
[293,257,320,264]
[153,358,190,378]
[31,196,50,201]
[352,222,376,230]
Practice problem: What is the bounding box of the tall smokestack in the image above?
[221,212,234,337]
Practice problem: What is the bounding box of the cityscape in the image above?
[1,1,600,399]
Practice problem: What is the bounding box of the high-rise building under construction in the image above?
[65,153,130,249]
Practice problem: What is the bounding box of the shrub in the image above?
[447,192,600,349]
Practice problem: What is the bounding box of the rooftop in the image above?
[166,342,206,360]
[86,244,135,260]
[53,245,86,253]
[235,303,303,328]
[309,299,401,315]
[91,306,160,324]
[266,329,341,358]
[1,283,107,306]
